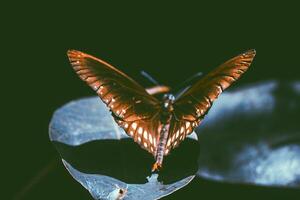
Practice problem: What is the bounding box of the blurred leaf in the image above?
[197,81,300,187]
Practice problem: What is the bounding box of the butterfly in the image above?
[67,49,256,171]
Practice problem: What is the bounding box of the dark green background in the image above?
[3,1,300,199]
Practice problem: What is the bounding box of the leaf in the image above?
[196,80,300,187]
[49,97,199,200]
[62,159,194,200]
[49,97,128,145]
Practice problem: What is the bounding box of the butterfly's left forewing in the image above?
[67,50,161,156]
[165,50,256,154]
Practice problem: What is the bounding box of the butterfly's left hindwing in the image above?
[67,50,161,156]
[117,113,161,156]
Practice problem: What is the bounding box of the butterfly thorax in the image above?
[160,94,175,123]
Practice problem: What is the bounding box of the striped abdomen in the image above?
[155,123,170,165]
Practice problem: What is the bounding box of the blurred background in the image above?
[2,1,300,199]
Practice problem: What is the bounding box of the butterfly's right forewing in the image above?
[165,50,256,153]
[174,49,256,121]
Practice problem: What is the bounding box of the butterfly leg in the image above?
[151,162,162,172]
[146,85,170,95]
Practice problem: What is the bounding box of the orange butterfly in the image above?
[67,49,256,171]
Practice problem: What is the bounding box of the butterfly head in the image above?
[162,94,175,111]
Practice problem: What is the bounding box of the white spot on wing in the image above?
[167,138,171,147]
[180,126,185,134]
[135,100,142,104]
[143,142,148,148]
[165,149,169,154]
[149,134,153,144]
[124,123,128,129]
[185,122,190,129]
[143,130,148,139]
[138,127,143,135]
[153,139,156,147]
[129,130,134,136]
[174,141,178,147]
[176,131,179,138]
[172,134,176,142]
[138,136,141,142]
[132,122,137,130]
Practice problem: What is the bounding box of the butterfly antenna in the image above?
[141,70,160,85]
[173,72,203,92]
[173,72,203,98]
[141,71,171,95]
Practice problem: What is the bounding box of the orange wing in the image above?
[67,50,161,155]
[165,49,256,154]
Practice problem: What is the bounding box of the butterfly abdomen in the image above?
[155,123,170,166]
